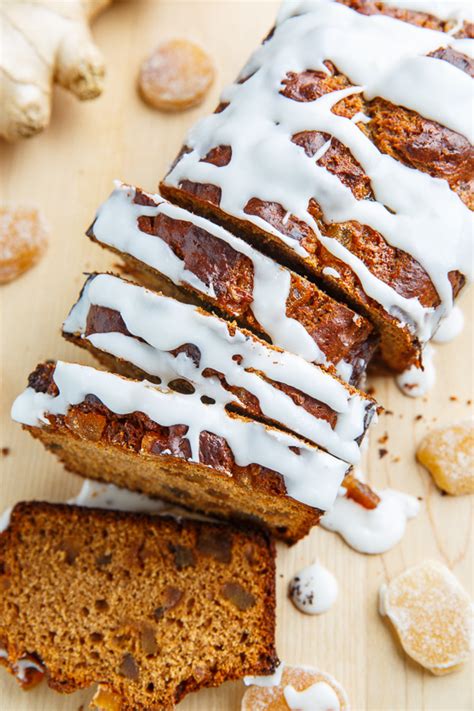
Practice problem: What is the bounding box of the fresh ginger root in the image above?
[0,0,113,141]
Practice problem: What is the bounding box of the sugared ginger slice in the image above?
[416,421,474,495]
[90,685,121,710]
[242,665,350,710]
[379,560,473,675]
[0,206,48,284]
[138,39,215,111]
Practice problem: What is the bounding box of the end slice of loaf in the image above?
[63,272,378,465]
[159,2,471,373]
[87,183,377,385]
[0,502,277,709]
[11,361,350,543]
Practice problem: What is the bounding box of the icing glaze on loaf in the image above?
[11,361,349,510]
[90,183,376,381]
[64,273,376,464]
[165,0,473,343]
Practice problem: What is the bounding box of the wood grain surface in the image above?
[0,2,472,709]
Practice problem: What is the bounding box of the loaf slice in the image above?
[160,0,472,372]
[87,183,377,385]
[63,273,378,465]
[11,361,350,543]
[0,502,277,709]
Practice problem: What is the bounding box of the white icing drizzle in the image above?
[14,658,44,682]
[64,273,375,464]
[67,479,211,521]
[378,583,389,616]
[244,661,285,687]
[289,561,338,614]
[322,266,341,279]
[284,681,341,710]
[11,362,348,510]
[432,304,464,343]
[92,183,348,371]
[321,488,420,553]
[0,506,12,533]
[68,480,171,514]
[396,343,436,398]
[0,647,44,682]
[165,0,473,342]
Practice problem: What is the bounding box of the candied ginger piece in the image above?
[90,685,122,710]
[0,207,48,284]
[379,560,473,675]
[138,39,215,111]
[417,421,474,495]
[242,664,350,710]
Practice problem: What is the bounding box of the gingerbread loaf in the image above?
[0,502,277,709]
[63,273,378,465]
[160,0,473,373]
[87,183,377,384]
[11,361,350,543]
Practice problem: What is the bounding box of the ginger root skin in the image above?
[0,0,113,141]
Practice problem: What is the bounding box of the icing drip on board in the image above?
[321,487,420,553]
[11,362,348,511]
[243,664,350,710]
[68,479,211,521]
[166,0,473,342]
[244,661,285,687]
[0,506,12,533]
[396,343,436,398]
[284,681,341,710]
[432,305,464,343]
[0,480,209,534]
[14,658,44,683]
[289,561,338,614]
[68,480,173,514]
[64,273,376,464]
[92,183,346,370]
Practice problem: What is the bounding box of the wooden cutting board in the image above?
[0,1,472,709]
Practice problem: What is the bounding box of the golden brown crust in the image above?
[22,362,323,543]
[0,502,278,708]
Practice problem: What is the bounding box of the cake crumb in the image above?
[378,448,388,459]
[1,447,10,457]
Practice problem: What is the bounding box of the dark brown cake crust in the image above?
[0,502,278,709]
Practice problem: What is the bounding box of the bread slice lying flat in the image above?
[0,502,277,709]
